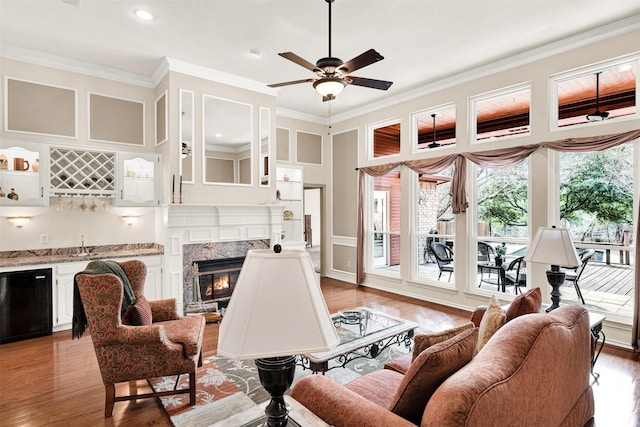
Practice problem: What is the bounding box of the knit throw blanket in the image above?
[72,260,136,339]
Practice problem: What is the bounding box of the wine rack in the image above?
[49,148,115,195]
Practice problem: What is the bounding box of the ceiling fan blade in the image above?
[339,49,384,74]
[278,52,321,73]
[267,78,315,88]
[348,76,393,91]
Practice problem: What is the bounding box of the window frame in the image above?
[411,103,457,153]
[469,82,532,144]
[548,54,639,132]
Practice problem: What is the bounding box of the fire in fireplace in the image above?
[193,256,245,308]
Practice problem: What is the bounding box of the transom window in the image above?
[413,104,456,152]
[471,84,531,143]
[551,56,638,129]
[369,119,401,158]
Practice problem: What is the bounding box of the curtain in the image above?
[357,163,402,284]
[539,129,640,152]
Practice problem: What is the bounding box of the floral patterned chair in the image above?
[75,259,205,417]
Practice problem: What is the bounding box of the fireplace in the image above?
[193,257,245,308]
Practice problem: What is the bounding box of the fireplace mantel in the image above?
[165,204,283,242]
[161,203,284,312]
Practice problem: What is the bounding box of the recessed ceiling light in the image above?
[215,133,222,138]
[133,9,155,21]
[250,49,263,58]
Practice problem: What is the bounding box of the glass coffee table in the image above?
[299,307,417,374]
[211,396,329,426]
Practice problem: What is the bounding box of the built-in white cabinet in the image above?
[277,165,305,250]
[52,255,163,331]
[116,152,160,206]
[0,141,48,206]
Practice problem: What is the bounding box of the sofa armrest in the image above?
[470,305,487,327]
[149,298,179,322]
[291,375,415,427]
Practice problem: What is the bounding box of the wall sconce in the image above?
[120,214,139,226]
[6,216,32,228]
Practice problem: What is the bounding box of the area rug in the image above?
[150,343,411,426]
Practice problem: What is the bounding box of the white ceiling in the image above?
[1,0,639,121]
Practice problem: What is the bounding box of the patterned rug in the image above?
[149,343,411,426]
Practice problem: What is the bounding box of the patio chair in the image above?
[503,256,526,294]
[477,241,495,262]
[562,249,595,305]
[431,242,454,281]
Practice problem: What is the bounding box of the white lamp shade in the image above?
[217,249,339,359]
[524,227,580,267]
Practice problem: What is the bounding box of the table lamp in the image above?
[217,246,339,427]
[524,226,580,312]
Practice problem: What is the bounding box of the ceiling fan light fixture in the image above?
[586,71,609,123]
[313,77,346,97]
[586,111,610,122]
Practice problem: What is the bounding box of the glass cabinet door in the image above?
[0,142,47,206]
[117,152,159,206]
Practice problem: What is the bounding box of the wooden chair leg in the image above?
[105,383,115,418]
[189,372,196,405]
[198,350,203,367]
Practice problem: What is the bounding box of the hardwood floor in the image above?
[0,277,638,426]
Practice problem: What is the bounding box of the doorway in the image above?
[304,187,323,273]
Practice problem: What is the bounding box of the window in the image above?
[557,144,636,319]
[552,57,637,129]
[371,169,401,274]
[471,84,531,142]
[413,104,456,151]
[416,166,455,283]
[369,119,401,158]
[475,160,529,291]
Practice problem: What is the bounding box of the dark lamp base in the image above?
[545,266,566,313]
[255,355,297,427]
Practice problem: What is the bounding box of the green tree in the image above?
[477,161,528,236]
[560,146,633,242]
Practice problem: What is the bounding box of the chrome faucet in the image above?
[77,235,89,256]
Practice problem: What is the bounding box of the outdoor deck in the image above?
[376,260,635,317]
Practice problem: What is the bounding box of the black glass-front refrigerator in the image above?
[0,268,53,344]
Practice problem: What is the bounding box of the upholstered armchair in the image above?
[74,260,205,417]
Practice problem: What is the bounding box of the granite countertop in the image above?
[0,243,164,268]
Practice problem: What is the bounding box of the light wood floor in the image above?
[1,278,638,426]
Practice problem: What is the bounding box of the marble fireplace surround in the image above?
[164,204,283,312]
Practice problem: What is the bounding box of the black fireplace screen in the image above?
[194,257,245,304]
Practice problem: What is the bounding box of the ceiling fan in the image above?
[267,0,393,102]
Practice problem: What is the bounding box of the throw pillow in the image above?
[477,294,506,352]
[504,287,542,321]
[128,296,153,326]
[412,321,475,361]
[389,327,478,425]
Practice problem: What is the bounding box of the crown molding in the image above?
[160,57,278,97]
[275,107,327,125]
[0,45,154,88]
[331,14,640,124]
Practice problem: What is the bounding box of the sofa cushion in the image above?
[411,321,475,361]
[477,295,506,351]
[504,287,542,321]
[388,327,478,424]
[127,296,152,326]
[345,368,404,409]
